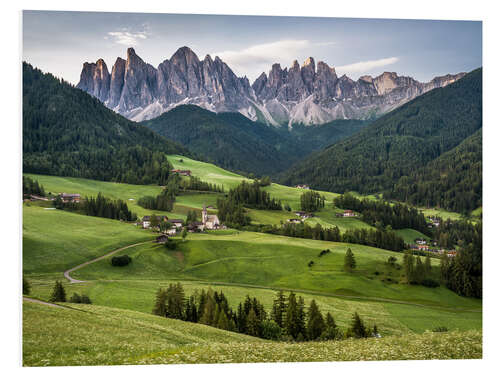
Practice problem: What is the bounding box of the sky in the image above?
[23,11,482,85]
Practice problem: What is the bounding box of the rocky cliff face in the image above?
[77,47,466,125]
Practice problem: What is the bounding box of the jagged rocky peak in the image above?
[76,46,467,125]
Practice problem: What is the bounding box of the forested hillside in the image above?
[142,105,368,176]
[387,129,482,213]
[281,68,482,212]
[23,63,188,185]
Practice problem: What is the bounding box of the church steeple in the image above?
[202,204,208,224]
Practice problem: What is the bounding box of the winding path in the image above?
[23,297,66,309]
[63,240,153,283]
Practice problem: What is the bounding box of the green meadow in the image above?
[22,301,481,367]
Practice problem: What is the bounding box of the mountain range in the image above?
[77,46,465,126]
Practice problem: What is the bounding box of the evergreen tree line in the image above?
[137,174,180,211]
[439,221,482,298]
[54,192,137,222]
[152,284,379,341]
[334,193,431,236]
[300,190,325,212]
[227,181,282,210]
[216,198,251,227]
[248,222,405,252]
[402,250,438,287]
[48,281,92,304]
[23,176,46,196]
[180,176,224,193]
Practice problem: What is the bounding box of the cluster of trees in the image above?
[227,181,282,210]
[255,176,272,187]
[138,174,180,212]
[440,221,482,298]
[138,189,175,212]
[53,192,137,222]
[216,198,251,227]
[300,191,325,212]
[334,193,431,236]
[185,210,199,224]
[344,248,356,272]
[152,284,378,341]
[179,176,224,193]
[402,251,438,287]
[23,62,187,185]
[81,193,136,221]
[281,69,482,213]
[111,255,132,267]
[23,176,45,196]
[69,293,92,304]
[253,222,405,252]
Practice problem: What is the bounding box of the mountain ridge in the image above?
[77,46,466,125]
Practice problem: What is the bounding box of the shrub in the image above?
[432,326,448,332]
[421,279,440,288]
[260,320,282,341]
[49,281,66,302]
[23,276,31,295]
[111,254,132,267]
[69,293,92,304]
[165,239,178,250]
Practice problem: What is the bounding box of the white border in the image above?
[2,1,498,374]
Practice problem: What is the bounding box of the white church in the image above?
[202,204,221,230]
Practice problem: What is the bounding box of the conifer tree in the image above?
[415,256,425,284]
[182,227,188,241]
[23,276,31,295]
[306,299,325,340]
[350,312,367,338]
[403,250,416,283]
[271,290,287,328]
[424,254,432,275]
[49,281,66,302]
[284,292,299,339]
[246,308,260,337]
[344,248,356,272]
[297,296,307,338]
[152,288,167,317]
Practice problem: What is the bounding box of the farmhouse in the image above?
[415,238,427,245]
[166,227,177,235]
[294,211,313,219]
[417,244,429,251]
[295,184,310,189]
[171,169,192,177]
[188,221,205,232]
[202,205,220,229]
[343,209,356,217]
[142,216,151,229]
[60,193,81,203]
[287,218,302,224]
[167,219,184,228]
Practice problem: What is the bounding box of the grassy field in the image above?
[66,231,481,309]
[23,204,155,274]
[394,229,430,244]
[22,301,481,366]
[23,301,261,367]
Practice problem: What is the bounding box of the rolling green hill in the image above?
[22,301,481,366]
[23,62,188,185]
[281,68,482,214]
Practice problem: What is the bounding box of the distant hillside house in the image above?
[142,216,151,229]
[417,244,430,251]
[202,205,220,229]
[171,169,192,177]
[295,184,310,190]
[343,209,356,217]
[415,238,427,245]
[287,218,302,224]
[166,227,177,235]
[60,193,81,203]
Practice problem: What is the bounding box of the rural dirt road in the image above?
[63,240,153,283]
[23,297,66,309]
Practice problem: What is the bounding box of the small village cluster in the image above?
[140,205,225,238]
[23,192,81,203]
[409,238,456,257]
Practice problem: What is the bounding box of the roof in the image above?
[142,216,151,221]
[61,193,81,198]
[168,219,183,223]
[191,221,204,226]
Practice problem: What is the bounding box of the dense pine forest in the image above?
[386,129,482,213]
[281,69,482,214]
[23,63,188,185]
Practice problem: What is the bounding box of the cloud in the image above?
[336,57,399,76]
[213,39,334,81]
[107,30,149,46]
